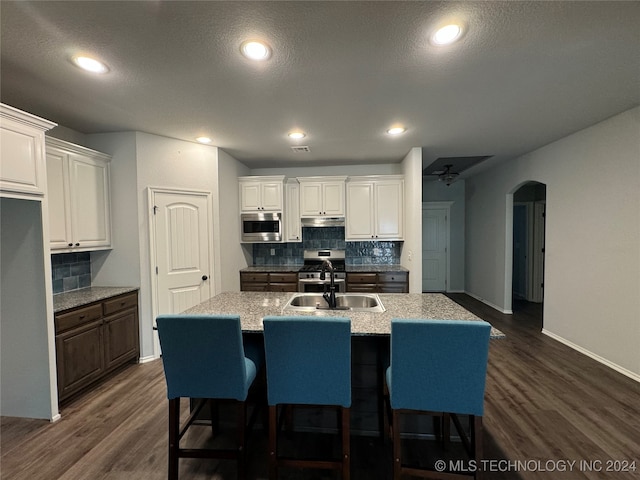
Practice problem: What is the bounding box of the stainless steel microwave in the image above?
[241,212,282,243]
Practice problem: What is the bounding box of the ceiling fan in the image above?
[427,164,459,186]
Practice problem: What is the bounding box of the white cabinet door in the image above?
[46,148,72,249]
[345,182,375,239]
[69,155,111,249]
[375,180,403,239]
[239,177,284,212]
[0,104,55,197]
[45,138,112,252]
[286,182,301,242]
[240,182,261,211]
[300,182,323,216]
[346,176,404,241]
[260,181,283,211]
[299,177,346,217]
[322,182,345,216]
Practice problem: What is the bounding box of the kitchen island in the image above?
[184,291,504,338]
[183,291,502,436]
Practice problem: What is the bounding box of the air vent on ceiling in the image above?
[291,146,311,153]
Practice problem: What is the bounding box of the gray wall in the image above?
[465,106,640,378]
[1,198,55,419]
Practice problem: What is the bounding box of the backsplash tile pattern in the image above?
[52,252,91,294]
[253,227,402,266]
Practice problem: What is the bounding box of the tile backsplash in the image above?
[252,226,402,266]
[52,252,91,294]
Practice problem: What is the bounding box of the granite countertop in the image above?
[346,265,408,273]
[53,286,139,313]
[240,264,408,273]
[183,291,504,338]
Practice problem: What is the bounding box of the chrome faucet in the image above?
[320,259,337,309]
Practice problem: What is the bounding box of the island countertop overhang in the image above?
[182,292,504,338]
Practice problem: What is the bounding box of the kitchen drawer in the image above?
[269,273,298,283]
[103,292,138,316]
[347,273,377,284]
[348,285,377,293]
[55,304,103,334]
[269,283,298,292]
[240,272,269,283]
[378,272,408,283]
[378,284,407,293]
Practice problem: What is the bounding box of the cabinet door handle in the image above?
[202,275,208,281]
[75,243,80,247]
[68,243,73,247]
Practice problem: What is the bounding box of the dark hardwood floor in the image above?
[2,294,639,479]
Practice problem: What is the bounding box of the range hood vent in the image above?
[301,217,345,227]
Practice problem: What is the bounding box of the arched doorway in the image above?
[510,181,546,321]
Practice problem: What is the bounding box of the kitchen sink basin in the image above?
[283,293,385,313]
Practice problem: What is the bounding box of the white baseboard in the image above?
[542,329,640,383]
[465,291,513,315]
[446,289,465,293]
[138,355,158,364]
[51,413,61,423]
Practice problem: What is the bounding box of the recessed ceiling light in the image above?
[72,55,109,74]
[240,40,271,61]
[288,131,306,139]
[386,126,406,135]
[196,136,212,144]
[431,24,463,46]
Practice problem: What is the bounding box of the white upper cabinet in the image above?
[46,137,112,251]
[0,104,56,198]
[239,176,285,212]
[298,176,347,217]
[285,179,302,242]
[346,175,404,240]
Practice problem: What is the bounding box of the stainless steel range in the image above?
[298,249,346,293]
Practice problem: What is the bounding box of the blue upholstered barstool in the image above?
[385,318,491,480]
[156,314,264,480]
[262,315,352,480]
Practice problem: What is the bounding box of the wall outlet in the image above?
[270,248,276,256]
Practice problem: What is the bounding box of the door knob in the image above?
[202,275,208,281]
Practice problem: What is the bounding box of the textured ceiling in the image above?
[1,1,639,173]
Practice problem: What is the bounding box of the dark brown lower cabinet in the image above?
[55,291,139,402]
[240,271,298,292]
[346,271,409,293]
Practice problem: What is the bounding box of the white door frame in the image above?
[422,202,452,292]
[148,186,215,358]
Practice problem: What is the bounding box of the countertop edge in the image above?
[53,286,139,313]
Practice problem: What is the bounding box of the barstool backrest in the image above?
[263,316,351,407]
[157,314,256,401]
[389,318,491,415]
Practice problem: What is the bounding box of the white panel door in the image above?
[422,208,447,291]
[154,191,212,316]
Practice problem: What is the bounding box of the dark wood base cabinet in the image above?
[346,272,409,293]
[240,271,298,292]
[55,291,139,402]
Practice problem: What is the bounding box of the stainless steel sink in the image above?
[283,293,385,313]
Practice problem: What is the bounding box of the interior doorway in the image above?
[511,182,546,319]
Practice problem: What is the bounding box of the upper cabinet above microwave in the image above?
[239,175,285,212]
[297,176,347,217]
[46,137,112,252]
